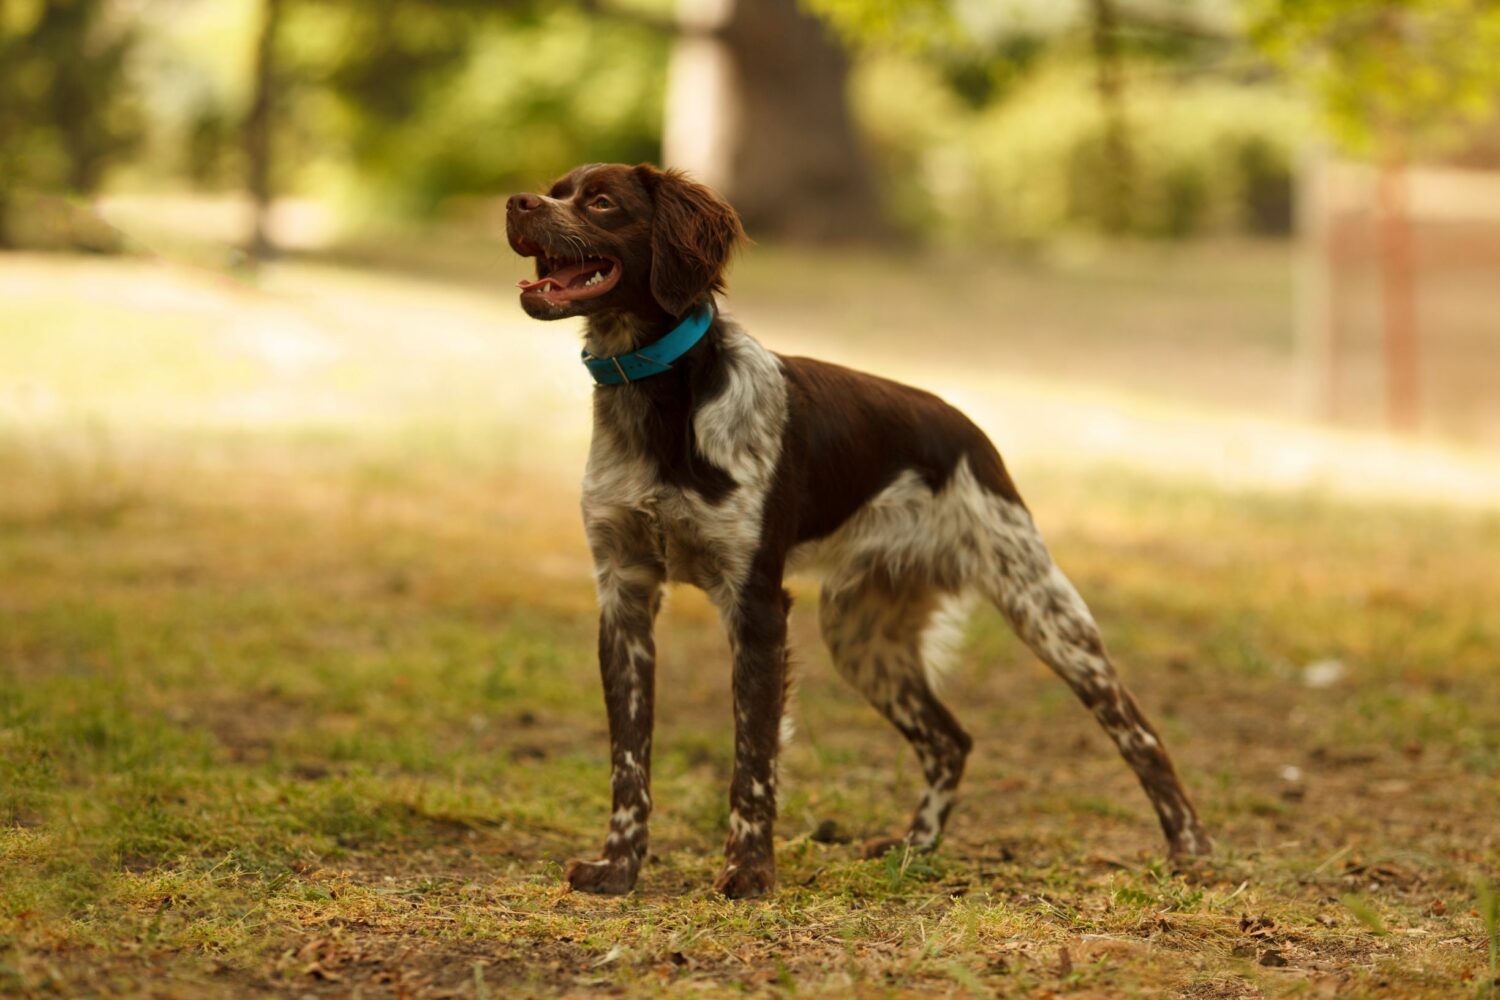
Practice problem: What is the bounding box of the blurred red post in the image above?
[1376,153,1419,432]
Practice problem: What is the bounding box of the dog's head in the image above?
[506,163,745,322]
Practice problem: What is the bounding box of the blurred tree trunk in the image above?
[664,0,884,242]
[1088,0,1133,234]
[0,104,11,249]
[0,0,22,247]
[244,0,283,262]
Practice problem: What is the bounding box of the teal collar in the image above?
[582,303,714,386]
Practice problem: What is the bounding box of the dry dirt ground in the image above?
[1,247,1497,998]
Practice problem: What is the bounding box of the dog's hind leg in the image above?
[982,498,1211,858]
[819,577,974,858]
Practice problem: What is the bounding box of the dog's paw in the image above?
[564,858,636,895]
[859,835,907,860]
[713,861,775,899]
[1168,824,1214,861]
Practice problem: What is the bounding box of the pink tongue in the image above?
[517,260,609,291]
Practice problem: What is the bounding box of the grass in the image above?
[1,246,1498,997]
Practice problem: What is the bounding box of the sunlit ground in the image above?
[1,241,1498,997]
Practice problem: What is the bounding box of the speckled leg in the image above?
[565,510,665,894]
[984,498,1211,858]
[819,579,973,858]
[712,581,792,899]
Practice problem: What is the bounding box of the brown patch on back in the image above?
[780,356,1023,545]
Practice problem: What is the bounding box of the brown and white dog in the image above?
[506,163,1210,899]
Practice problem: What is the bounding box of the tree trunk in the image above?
[244,0,283,262]
[664,0,884,242]
[1088,0,1133,234]
[0,0,13,247]
[1375,154,1418,432]
[0,0,21,249]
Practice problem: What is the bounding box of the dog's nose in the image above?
[507,193,542,214]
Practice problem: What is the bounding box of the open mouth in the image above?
[515,248,622,305]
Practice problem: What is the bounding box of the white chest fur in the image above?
[580,322,788,606]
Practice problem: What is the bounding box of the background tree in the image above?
[1250,0,1500,429]
[807,0,1238,239]
[663,0,885,241]
[231,0,668,254]
[232,0,880,245]
[0,0,1351,255]
[240,0,501,260]
[1087,0,1133,234]
[243,0,283,262]
[0,0,142,247]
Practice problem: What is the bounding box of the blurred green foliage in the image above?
[294,4,667,217]
[802,0,967,52]
[130,1,668,219]
[854,51,1303,242]
[1249,0,1500,158]
[0,0,142,191]
[0,0,143,245]
[3,0,1499,248]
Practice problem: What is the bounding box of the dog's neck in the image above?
[586,304,731,423]
[583,312,663,360]
[587,311,741,503]
[584,298,718,360]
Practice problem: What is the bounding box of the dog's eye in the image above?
[588,195,614,211]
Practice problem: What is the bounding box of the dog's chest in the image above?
[583,430,769,596]
[581,324,789,598]
[656,488,752,589]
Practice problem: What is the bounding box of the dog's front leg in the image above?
[713,579,791,899]
[565,512,665,895]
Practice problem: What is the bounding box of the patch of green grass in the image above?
[5,434,1494,996]
[1340,893,1390,936]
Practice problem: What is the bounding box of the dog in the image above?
[505,163,1211,898]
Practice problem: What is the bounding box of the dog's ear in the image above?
[634,164,745,317]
